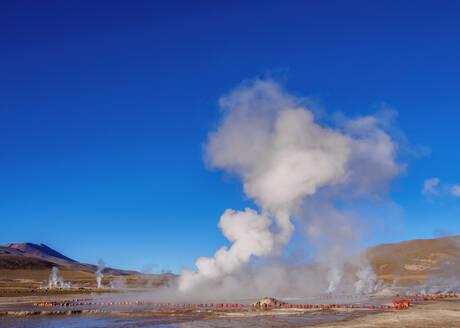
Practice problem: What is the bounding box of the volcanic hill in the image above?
[0,243,76,264]
[0,242,172,291]
[364,235,460,286]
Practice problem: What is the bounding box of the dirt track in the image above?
[311,300,460,328]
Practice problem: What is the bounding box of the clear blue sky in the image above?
[1,0,460,273]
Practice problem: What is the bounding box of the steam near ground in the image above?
[407,236,460,295]
[96,259,105,288]
[47,266,71,289]
[149,79,408,301]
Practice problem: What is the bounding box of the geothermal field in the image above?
[2,286,460,327]
[2,236,460,327]
[3,2,460,326]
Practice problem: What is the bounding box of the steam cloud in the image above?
[48,266,70,289]
[96,259,105,289]
[178,79,403,297]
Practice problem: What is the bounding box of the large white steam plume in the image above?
[178,79,403,296]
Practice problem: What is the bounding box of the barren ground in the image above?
[311,299,460,328]
[1,293,460,327]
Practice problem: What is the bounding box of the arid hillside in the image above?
[366,235,460,286]
[0,243,174,293]
[0,243,77,263]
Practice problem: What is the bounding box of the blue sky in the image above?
[1,0,460,273]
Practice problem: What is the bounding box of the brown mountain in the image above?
[1,243,76,263]
[0,243,172,290]
[0,242,137,275]
[365,235,460,285]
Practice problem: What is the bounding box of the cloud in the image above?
[422,177,440,195]
[452,185,460,197]
[422,179,460,198]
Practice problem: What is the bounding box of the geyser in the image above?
[96,259,105,289]
[48,266,67,289]
[177,79,403,298]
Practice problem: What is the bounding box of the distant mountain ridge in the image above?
[1,243,77,263]
[0,242,173,290]
[0,242,138,276]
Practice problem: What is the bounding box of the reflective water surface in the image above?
[1,311,365,328]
